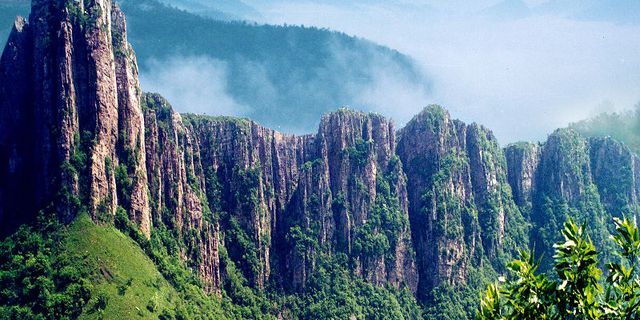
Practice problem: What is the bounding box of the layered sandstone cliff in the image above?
[2,0,640,305]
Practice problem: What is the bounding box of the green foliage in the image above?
[353,174,408,263]
[224,214,262,285]
[345,139,371,167]
[0,214,92,320]
[423,150,474,241]
[115,209,229,319]
[65,0,102,31]
[478,216,640,319]
[532,130,610,270]
[425,264,498,319]
[66,213,180,319]
[278,254,422,319]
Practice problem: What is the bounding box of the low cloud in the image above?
[243,0,640,143]
[139,56,251,117]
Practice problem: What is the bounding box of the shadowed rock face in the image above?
[397,106,527,299]
[505,142,540,210]
[2,0,640,305]
[0,0,149,232]
[588,137,640,218]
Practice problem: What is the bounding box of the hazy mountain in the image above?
[570,105,640,154]
[0,1,29,48]
[1,1,639,319]
[155,0,260,20]
[120,0,430,133]
[0,0,431,134]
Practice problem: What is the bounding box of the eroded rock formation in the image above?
[2,0,640,304]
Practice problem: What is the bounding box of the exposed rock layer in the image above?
[1,0,640,303]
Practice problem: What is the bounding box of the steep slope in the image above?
[2,1,640,319]
[588,137,640,219]
[530,129,609,267]
[0,0,150,233]
[504,142,540,218]
[397,106,528,309]
[505,130,640,270]
[65,214,185,319]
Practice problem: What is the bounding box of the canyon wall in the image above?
[1,0,639,302]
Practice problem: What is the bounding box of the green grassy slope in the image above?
[0,211,230,319]
[65,214,177,320]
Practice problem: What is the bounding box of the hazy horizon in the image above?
[228,0,639,144]
[3,0,639,144]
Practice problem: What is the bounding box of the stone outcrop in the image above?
[397,106,526,299]
[178,109,418,292]
[528,129,609,268]
[504,142,540,211]
[588,137,640,218]
[0,0,149,232]
[2,0,640,307]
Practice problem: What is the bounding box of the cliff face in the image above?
[0,0,149,233]
[588,137,640,218]
[504,142,540,211]
[529,129,608,265]
[0,16,32,233]
[0,0,418,295]
[397,106,526,298]
[180,109,417,292]
[3,0,640,309]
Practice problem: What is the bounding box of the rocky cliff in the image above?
[504,142,540,212]
[505,130,640,269]
[0,0,150,233]
[2,0,640,311]
[588,137,640,219]
[397,106,527,298]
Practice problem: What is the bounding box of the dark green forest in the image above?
[1,1,639,319]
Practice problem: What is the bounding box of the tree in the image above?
[478,216,640,319]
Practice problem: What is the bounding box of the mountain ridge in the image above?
[1,0,639,318]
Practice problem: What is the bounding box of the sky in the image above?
[232,0,640,143]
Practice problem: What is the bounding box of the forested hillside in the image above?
[0,1,638,319]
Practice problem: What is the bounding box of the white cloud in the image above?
[139,56,251,116]
[243,0,640,143]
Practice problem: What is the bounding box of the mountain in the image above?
[570,106,640,155]
[155,0,259,20]
[0,1,29,48]
[1,1,639,319]
[0,0,430,134]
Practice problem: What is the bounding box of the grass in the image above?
[64,214,178,319]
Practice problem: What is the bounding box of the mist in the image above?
[139,56,251,116]
[240,0,640,143]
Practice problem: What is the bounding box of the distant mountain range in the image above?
[0,0,431,134]
[1,1,638,319]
